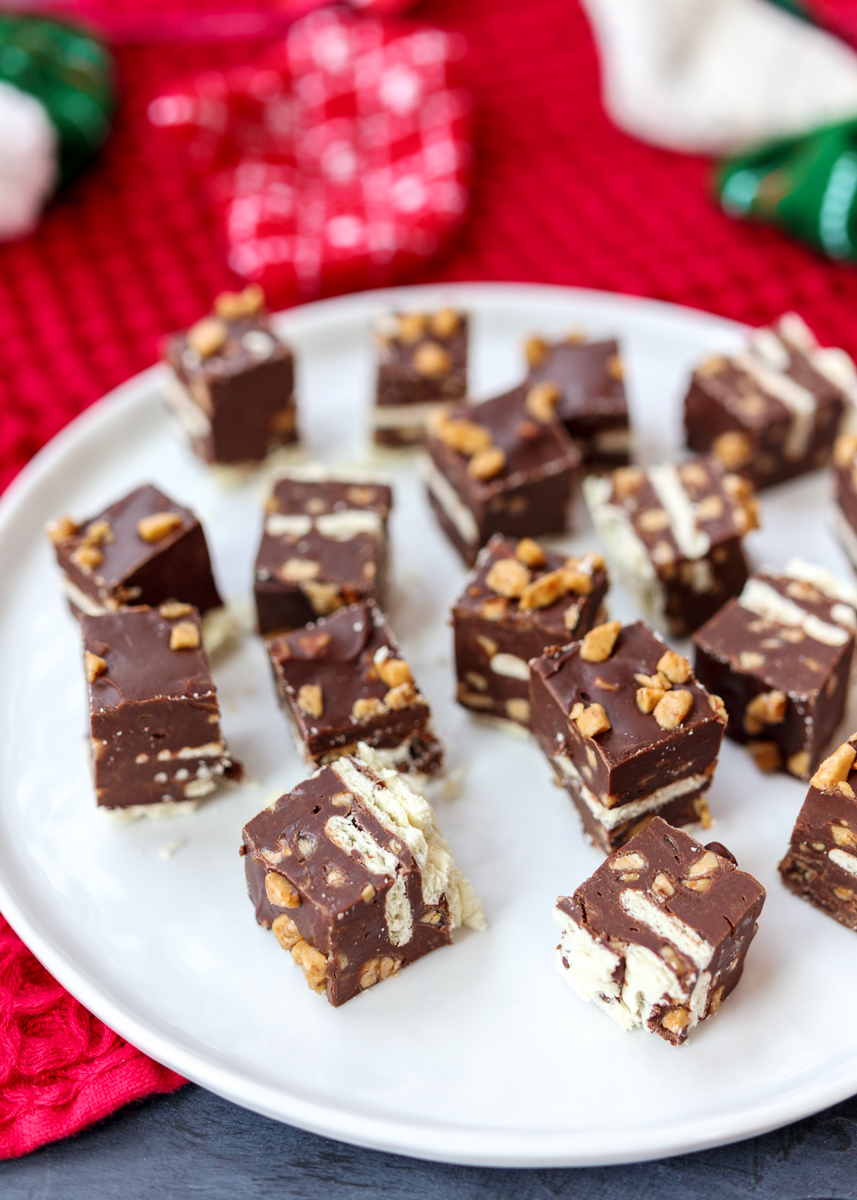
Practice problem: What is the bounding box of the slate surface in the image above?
[0,1085,855,1199]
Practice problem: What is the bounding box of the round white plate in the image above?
[1,282,855,1169]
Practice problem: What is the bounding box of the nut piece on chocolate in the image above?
[554,816,765,1046]
[47,484,224,625]
[684,312,855,491]
[242,743,486,1006]
[81,605,240,814]
[779,737,857,931]
[267,599,443,776]
[530,620,727,851]
[254,468,393,635]
[524,333,631,467]
[693,560,857,781]
[423,387,582,567]
[584,454,758,637]
[163,285,298,466]
[372,309,468,447]
[452,534,609,729]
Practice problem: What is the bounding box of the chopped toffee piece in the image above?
[530,620,727,851]
[80,605,240,814]
[452,534,609,728]
[693,560,857,780]
[423,387,581,567]
[779,736,857,931]
[242,744,486,1006]
[48,484,224,624]
[254,469,393,635]
[266,600,443,775]
[684,312,855,490]
[832,432,857,575]
[584,454,757,637]
[525,333,631,467]
[163,285,298,466]
[372,309,468,446]
[554,816,765,1045]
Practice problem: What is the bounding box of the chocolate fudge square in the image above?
[525,333,630,467]
[554,817,765,1045]
[693,561,857,781]
[47,484,223,622]
[453,534,609,729]
[684,312,854,490]
[163,285,298,466]
[530,620,727,851]
[81,605,239,814]
[780,738,857,931]
[254,470,392,635]
[373,308,468,447]
[423,386,581,567]
[241,744,485,1006]
[584,454,757,638]
[267,600,443,776]
[832,432,857,573]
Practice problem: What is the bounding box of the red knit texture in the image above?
[4,0,857,1158]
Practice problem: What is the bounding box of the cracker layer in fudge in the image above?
[81,605,239,813]
[267,600,443,775]
[255,470,392,635]
[530,620,727,851]
[453,534,608,729]
[47,483,223,620]
[164,285,297,466]
[373,309,468,447]
[525,334,630,467]
[242,745,485,1006]
[584,455,757,637]
[423,385,581,566]
[780,738,857,931]
[554,817,765,1045]
[832,432,857,575]
[693,561,857,780]
[684,312,854,490]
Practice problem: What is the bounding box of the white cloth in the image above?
[0,79,57,240]
[581,0,857,154]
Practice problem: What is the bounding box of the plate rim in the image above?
[3,281,850,1169]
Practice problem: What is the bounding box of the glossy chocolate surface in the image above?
[374,311,468,447]
[527,338,629,465]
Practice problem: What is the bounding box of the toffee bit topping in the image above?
[278,557,321,583]
[187,316,228,358]
[159,600,193,619]
[523,335,549,368]
[303,581,344,615]
[137,511,183,543]
[292,940,328,992]
[84,520,113,545]
[214,284,264,320]
[468,445,506,481]
[636,687,666,714]
[653,688,693,731]
[524,380,561,423]
[787,750,810,778]
[430,308,460,339]
[486,557,530,598]
[637,507,670,533]
[686,850,720,878]
[657,650,692,684]
[748,741,782,773]
[385,682,421,710]
[611,851,645,871]
[745,690,787,727]
[519,568,568,611]
[265,871,301,909]
[84,651,107,683]
[295,630,332,657]
[651,872,675,899]
[46,515,78,544]
[834,432,857,468]
[376,657,412,688]
[413,341,453,377]
[573,702,611,737]
[612,466,644,498]
[360,884,376,903]
[678,460,709,488]
[580,620,621,663]
[72,544,103,572]
[397,312,427,343]
[811,741,856,796]
[297,684,324,718]
[695,494,724,522]
[606,353,624,381]
[708,693,728,723]
[712,430,752,471]
[272,913,302,951]
[515,537,547,568]
[169,621,200,650]
[635,671,671,690]
[352,697,387,723]
[563,605,580,631]
[429,410,493,456]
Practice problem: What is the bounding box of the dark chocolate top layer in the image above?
[81,606,215,710]
[166,312,292,385]
[375,311,468,389]
[528,338,627,422]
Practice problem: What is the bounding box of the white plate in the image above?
[0,282,855,1169]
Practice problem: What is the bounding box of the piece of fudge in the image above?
[423,386,581,567]
[584,454,758,638]
[372,308,468,447]
[254,470,392,635]
[163,285,298,466]
[832,432,857,573]
[779,738,857,931]
[241,744,486,1006]
[524,333,630,467]
[684,312,855,490]
[530,620,727,851]
[267,600,443,776]
[554,816,765,1046]
[47,483,224,623]
[81,605,240,814]
[452,534,609,729]
[693,560,857,781]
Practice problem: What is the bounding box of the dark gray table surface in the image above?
[1,1084,856,1199]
